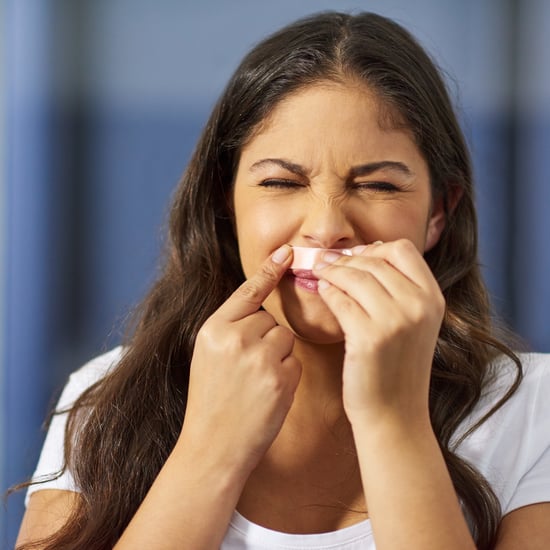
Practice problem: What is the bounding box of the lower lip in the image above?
[286,273,319,293]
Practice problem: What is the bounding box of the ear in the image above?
[424,185,463,252]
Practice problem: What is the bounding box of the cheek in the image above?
[392,215,428,245]
[235,203,293,278]
[369,203,431,249]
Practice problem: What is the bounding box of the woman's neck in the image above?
[257,337,355,470]
[237,339,367,533]
[289,338,348,429]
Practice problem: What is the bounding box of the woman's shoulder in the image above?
[25,347,125,503]
[456,351,550,514]
[56,346,125,409]
[494,350,550,375]
[454,350,550,453]
[484,351,550,404]
[74,345,124,377]
[513,351,550,388]
[461,351,550,428]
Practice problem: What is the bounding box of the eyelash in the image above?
[258,179,303,189]
[353,181,399,193]
[258,179,400,193]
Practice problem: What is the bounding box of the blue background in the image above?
[2,1,549,546]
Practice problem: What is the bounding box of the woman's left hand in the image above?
[312,238,445,429]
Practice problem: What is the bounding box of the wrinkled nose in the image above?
[300,196,355,248]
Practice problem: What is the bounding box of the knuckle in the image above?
[364,259,386,276]
[197,318,217,343]
[408,302,427,325]
[258,261,280,284]
[407,292,444,326]
[433,292,447,320]
[435,289,446,310]
[335,253,351,265]
[275,326,296,350]
[235,263,279,302]
[236,280,263,302]
[367,329,394,351]
[284,355,301,375]
[249,346,268,368]
[393,238,416,256]
[283,358,302,390]
[385,309,408,334]
[344,267,363,284]
[225,331,248,355]
[337,296,355,315]
[268,324,285,340]
[404,293,430,323]
[258,310,277,326]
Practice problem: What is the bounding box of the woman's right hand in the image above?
[178,244,302,480]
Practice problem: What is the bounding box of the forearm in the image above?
[114,438,247,550]
[352,415,476,550]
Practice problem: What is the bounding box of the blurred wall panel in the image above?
[512,0,550,351]
[0,0,6,542]
[3,1,62,544]
[460,0,517,321]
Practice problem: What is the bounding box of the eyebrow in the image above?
[249,158,414,178]
[249,158,307,176]
[349,160,414,178]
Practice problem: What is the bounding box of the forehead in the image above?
[267,80,401,125]
[239,81,425,172]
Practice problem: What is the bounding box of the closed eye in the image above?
[258,179,304,189]
[352,181,400,193]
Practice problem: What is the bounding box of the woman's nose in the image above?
[300,197,355,248]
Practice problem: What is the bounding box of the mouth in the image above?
[282,246,354,293]
[288,269,317,279]
[285,269,319,292]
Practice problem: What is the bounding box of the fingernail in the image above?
[323,251,341,264]
[272,245,291,264]
[313,261,329,271]
[372,240,383,245]
[352,245,368,255]
[317,279,330,291]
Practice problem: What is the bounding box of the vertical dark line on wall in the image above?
[69,1,92,366]
[51,0,91,377]
[504,0,521,328]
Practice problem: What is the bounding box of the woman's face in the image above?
[232,81,442,343]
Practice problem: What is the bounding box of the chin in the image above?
[264,286,345,344]
[285,315,343,344]
[278,307,346,345]
[295,331,345,346]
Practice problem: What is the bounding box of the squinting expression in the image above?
[233,82,438,343]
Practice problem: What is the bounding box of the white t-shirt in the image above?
[26,348,550,549]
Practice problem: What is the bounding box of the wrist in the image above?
[349,407,434,447]
[173,426,252,498]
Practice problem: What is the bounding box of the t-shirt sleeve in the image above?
[506,443,550,513]
[455,353,550,516]
[503,354,550,513]
[24,347,122,506]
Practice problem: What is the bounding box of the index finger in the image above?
[217,244,293,321]
[353,239,439,291]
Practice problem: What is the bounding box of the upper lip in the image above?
[287,269,318,280]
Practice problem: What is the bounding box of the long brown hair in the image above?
[18,12,521,549]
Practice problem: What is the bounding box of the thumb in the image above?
[218,245,293,321]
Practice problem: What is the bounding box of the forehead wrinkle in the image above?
[307,177,349,205]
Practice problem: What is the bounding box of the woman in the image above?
[16,11,550,549]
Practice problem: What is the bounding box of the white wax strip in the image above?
[290,246,352,270]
